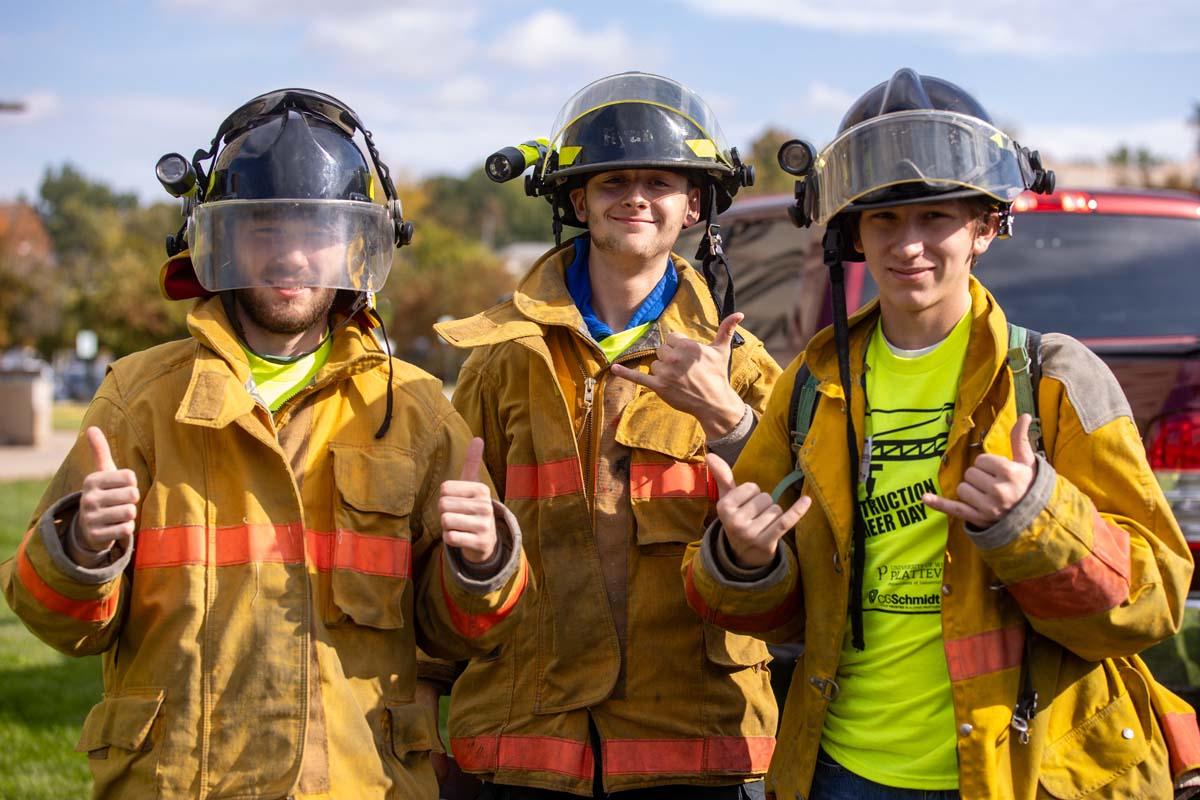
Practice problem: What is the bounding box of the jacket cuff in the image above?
[701,518,788,590]
[444,500,521,595]
[705,403,756,465]
[967,454,1055,551]
[40,492,132,585]
[416,656,461,689]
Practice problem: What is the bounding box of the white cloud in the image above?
[803,81,855,116]
[307,8,477,76]
[1023,117,1194,163]
[486,9,640,72]
[678,0,1200,56]
[433,75,491,107]
[0,91,63,124]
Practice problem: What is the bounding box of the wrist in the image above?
[700,391,745,440]
[67,522,113,567]
[728,538,772,570]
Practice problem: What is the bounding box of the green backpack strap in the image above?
[1006,323,1045,457]
[770,364,820,503]
[1006,322,1047,741]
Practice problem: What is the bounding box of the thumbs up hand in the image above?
[439,437,498,564]
[77,426,140,554]
[922,414,1039,529]
[708,452,812,570]
[610,313,747,440]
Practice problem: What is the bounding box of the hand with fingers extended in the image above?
[923,414,1039,530]
[74,426,140,561]
[610,313,746,440]
[439,437,498,565]
[707,452,812,570]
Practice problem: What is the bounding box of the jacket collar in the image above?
[803,275,1009,412]
[435,235,724,350]
[177,296,386,428]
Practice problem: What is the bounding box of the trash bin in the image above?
[0,367,53,446]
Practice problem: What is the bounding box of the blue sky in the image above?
[2,0,1197,203]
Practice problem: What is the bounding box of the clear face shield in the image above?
[807,110,1036,225]
[542,71,734,180]
[187,199,394,293]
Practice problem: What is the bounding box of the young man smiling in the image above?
[684,69,1198,799]
[436,72,780,798]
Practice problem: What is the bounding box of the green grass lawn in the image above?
[0,479,100,800]
[52,402,89,434]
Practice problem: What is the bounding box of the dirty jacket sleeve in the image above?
[0,375,150,657]
[683,355,806,644]
[411,393,529,661]
[966,336,1192,660]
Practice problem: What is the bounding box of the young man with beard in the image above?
[435,72,780,799]
[0,89,529,800]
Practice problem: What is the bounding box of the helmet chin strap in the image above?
[693,185,743,358]
[824,226,869,651]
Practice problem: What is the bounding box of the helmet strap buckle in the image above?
[706,222,724,257]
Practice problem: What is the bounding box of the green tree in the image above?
[740,126,804,198]
[423,170,550,247]
[37,165,189,357]
[378,221,516,380]
[0,243,59,353]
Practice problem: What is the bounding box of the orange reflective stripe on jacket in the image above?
[450,733,773,778]
[1163,712,1200,775]
[452,735,594,780]
[441,557,529,639]
[604,735,774,775]
[133,524,412,578]
[1006,512,1131,619]
[15,536,119,623]
[629,461,716,500]
[683,559,801,634]
[944,625,1025,682]
[505,458,584,500]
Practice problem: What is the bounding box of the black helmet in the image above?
[487,72,753,230]
[206,110,375,203]
[538,72,753,227]
[157,88,413,301]
[780,68,1054,246]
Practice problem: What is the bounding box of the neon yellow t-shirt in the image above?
[821,310,971,790]
[240,336,332,412]
[597,321,653,362]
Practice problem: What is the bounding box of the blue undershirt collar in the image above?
[564,235,678,342]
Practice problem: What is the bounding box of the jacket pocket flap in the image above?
[76,689,165,753]
[703,622,771,668]
[1039,683,1152,799]
[332,445,416,515]
[615,389,706,460]
[387,702,444,757]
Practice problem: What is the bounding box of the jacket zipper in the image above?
[567,338,656,499]
[569,342,602,496]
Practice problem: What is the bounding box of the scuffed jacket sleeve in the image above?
[683,354,807,644]
[708,335,785,465]
[732,334,783,420]
[967,338,1192,660]
[411,392,529,661]
[0,377,150,656]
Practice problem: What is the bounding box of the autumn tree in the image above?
[377,220,516,380]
